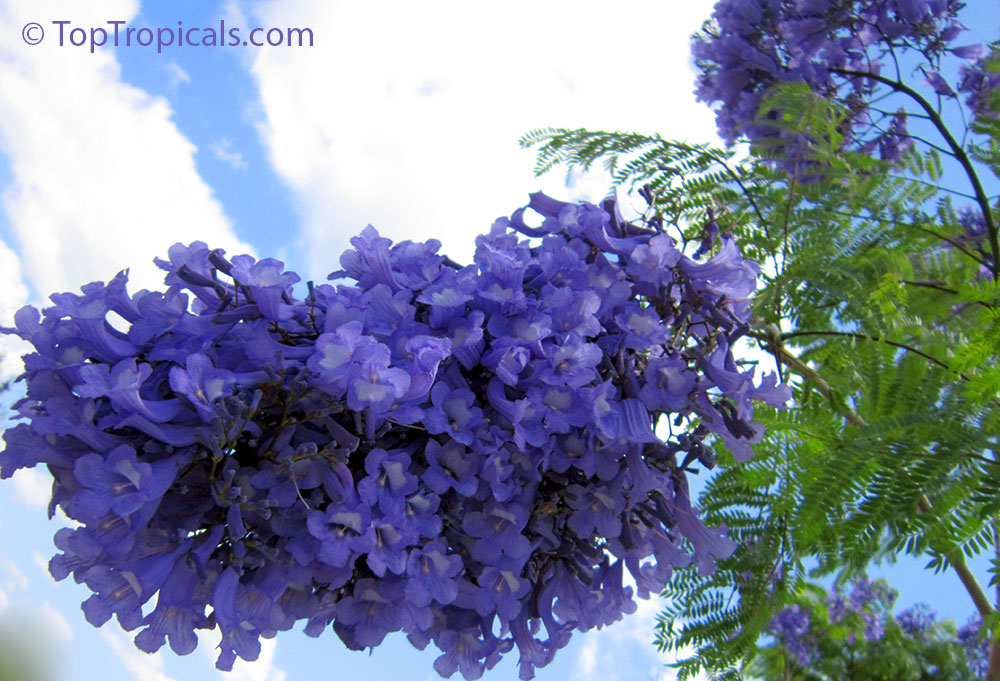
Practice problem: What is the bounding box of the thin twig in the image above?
[885,174,979,201]
[829,67,999,279]
[777,329,971,380]
[755,324,995,619]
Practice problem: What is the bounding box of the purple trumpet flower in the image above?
[1,191,787,679]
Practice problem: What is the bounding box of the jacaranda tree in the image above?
[0,195,789,678]
[757,576,987,680]
[521,0,1000,678]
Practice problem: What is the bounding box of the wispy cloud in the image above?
[229,637,287,681]
[571,590,712,681]
[196,629,287,681]
[577,635,599,678]
[0,600,73,680]
[30,550,48,576]
[210,138,250,170]
[573,596,668,681]
[0,554,28,592]
[38,601,74,643]
[164,61,191,89]
[0,236,31,378]
[101,629,179,681]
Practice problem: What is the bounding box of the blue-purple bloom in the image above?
[0,192,786,679]
[168,353,235,422]
[423,383,486,445]
[307,502,375,568]
[229,254,300,320]
[769,578,986,674]
[73,445,174,520]
[895,604,937,640]
[768,604,814,665]
[405,540,463,607]
[692,0,990,167]
[357,448,418,517]
[422,439,480,497]
[958,614,990,678]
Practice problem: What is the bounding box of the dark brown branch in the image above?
[776,329,972,381]
[915,226,994,270]
[802,208,992,272]
[828,67,999,280]
[901,279,958,294]
[901,280,995,311]
[708,152,770,238]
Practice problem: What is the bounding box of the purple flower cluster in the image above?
[825,577,894,642]
[958,614,990,678]
[895,603,937,640]
[770,577,897,665]
[772,581,989,676]
[692,0,995,163]
[767,604,814,665]
[957,206,995,278]
[959,47,1000,120]
[0,193,788,679]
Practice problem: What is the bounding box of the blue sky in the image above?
[0,1,995,681]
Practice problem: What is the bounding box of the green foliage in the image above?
[525,81,1000,678]
[750,581,980,681]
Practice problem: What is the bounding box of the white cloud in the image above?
[210,138,250,170]
[0,586,7,612]
[572,589,713,681]
[241,0,720,280]
[101,628,180,681]
[196,627,219,666]
[0,554,27,592]
[30,550,48,576]
[38,601,74,643]
[0,0,253,306]
[229,637,286,681]
[9,467,51,510]
[577,634,599,678]
[196,628,286,681]
[164,61,191,88]
[0,236,31,378]
[573,595,670,681]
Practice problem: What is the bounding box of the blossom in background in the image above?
[761,578,986,680]
[692,0,998,165]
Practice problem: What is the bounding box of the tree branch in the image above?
[777,329,971,380]
[828,67,999,280]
